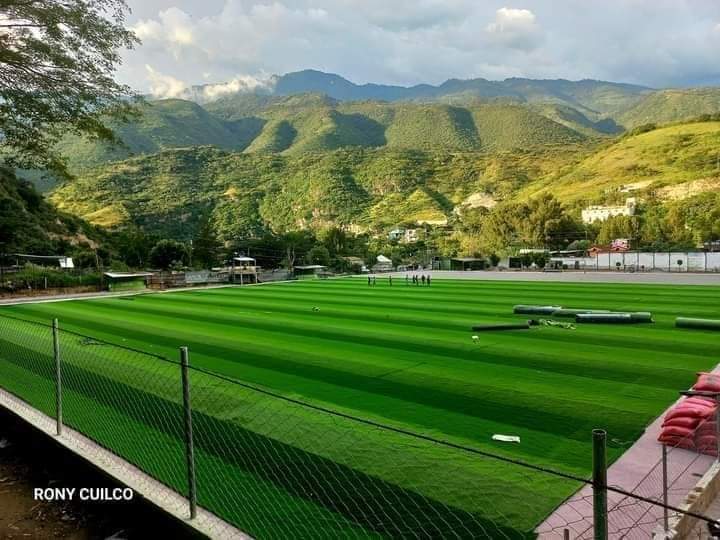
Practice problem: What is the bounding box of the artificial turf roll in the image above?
[575,313,634,324]
[676,317,720,331]
[472,322,531,331]
[513,305,562,315]
[552,308,611,318]
[628,312,654,323]
[575,312,654,324]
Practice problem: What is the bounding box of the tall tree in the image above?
[193,216,221,269]
[0,0,139,176]
[149,240,187,270]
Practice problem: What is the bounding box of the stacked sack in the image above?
[658,372,720,455]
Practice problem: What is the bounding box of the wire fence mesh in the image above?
[0,312,719,539]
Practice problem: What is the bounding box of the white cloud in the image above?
[200,75,276,100]
[485,7,542,51]
[134,7,195,52]
[145,65,187,98]
[119,0,720,93]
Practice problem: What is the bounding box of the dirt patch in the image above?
[658,177,720,201]
[0,409,200,539]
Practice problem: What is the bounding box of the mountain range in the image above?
[31,70,720,242]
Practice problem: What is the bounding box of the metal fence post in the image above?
[662,444,669,532]
[52,318,62,436]
[180,347,198,519]
[593,429,608,540]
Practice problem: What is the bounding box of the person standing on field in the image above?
[421,275,426,285]
[368,275,371,286]
[427,275,431,286]
[389,275,393,286]
[405,274,409,285]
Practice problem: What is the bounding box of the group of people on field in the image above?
[366,274,432,286]
[407,274,431,286]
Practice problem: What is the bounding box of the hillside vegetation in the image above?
[617,88,720,128]
[48,118,720,244]
[522,121,720,204]
[0,168,103,254]
[48,95,593,182]
[50,144,584,240]
[55,99,250,173]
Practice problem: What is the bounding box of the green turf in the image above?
[1,278,719,538]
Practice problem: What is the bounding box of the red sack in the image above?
[696,422,717,437]
[694,372,720,393]
[665,405,715,421]
[696,435,717,447]
[662,416,701,429]
[658,434,696,450]
[660,425,694,439]
[685,396,717,407]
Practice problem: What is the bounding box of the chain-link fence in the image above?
[0,312,718,539]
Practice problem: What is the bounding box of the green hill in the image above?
[617,88,720,128]
[237,99,587,155]
[54,95,592,177]
[531,103,623,137]
[50,144,581,239]
[48,118,720,242]
[0,168,103,254]
[55,99,248,174]
[521,120,720,204]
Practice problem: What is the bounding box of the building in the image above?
[232,256,259,284]
[342,256,368,272]
[402,229,419,244]
[104,272,152,292]
[451,257,486,271]
[372,255,394,273]
[581,198,636,224]
[388,228,405,241]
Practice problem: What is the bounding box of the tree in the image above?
[192,217,221,269]
[319,227,347,256]
[0,197,26,253]
[115,227,154,268]
[305,245,331,267]
[280,231,315,269]
[0,0,139,176]
[149,240,187,270]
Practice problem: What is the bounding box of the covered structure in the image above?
[372,255,393,273]
[294,265,329,279]
[104,272,152,292]
[232,256,259,284]
[451,257,486,271]
[12,254,74,269]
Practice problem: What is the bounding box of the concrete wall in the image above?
[551,252,720,272]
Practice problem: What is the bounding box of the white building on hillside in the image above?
[582,198,637,224]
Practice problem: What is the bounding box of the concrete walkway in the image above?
[537,376,720,539]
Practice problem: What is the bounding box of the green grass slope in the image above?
[522,120,720,204]
[2,278,718,536]
[618,88,720,129]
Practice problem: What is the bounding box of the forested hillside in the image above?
[0,168,104,255]
[51,95,591,178]
[50,144,584,240]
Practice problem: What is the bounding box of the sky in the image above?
[118,0,720,97]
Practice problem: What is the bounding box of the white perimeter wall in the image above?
[552,252,720,272]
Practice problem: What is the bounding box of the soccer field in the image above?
[2,277,720,537]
